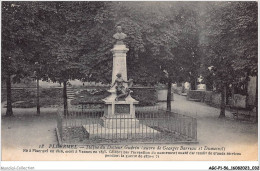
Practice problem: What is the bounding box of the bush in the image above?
[2,86,158,108]
[173,87,182,95]
[204,91,213,103]
[187,90,222,108]
[211,92,221,107]
[131,87,157,106]
[71,88,110,105]
[1,88,36,102]
[71,87,157,106]
[187,90,205,101]
[1,88,63,108]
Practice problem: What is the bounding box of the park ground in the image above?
[1,94,258,161]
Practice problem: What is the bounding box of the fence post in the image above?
[57,108,63,143]
[192,117,197,141]
[195,118,197,141]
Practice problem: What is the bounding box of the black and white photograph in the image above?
[1,0,258,170]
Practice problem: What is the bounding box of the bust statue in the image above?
[113,26,127,45]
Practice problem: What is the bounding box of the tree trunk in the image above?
[231,84,235,100]
[36,78,40,115]
[6,74,13,117]
[230,84,235,107]
[63,81,68,116]
[219,83,226,118]
[190,77,197,90]
[245,73,249,109]
[167,79,172,111]
[255,75,258,123]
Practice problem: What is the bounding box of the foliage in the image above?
[200,2,257,117]
[2,2,257,115]
[201,1,257,85]
[71,89,110,105]
[1,88,63,107]
[131,88,158,106]
[2,1,203,86]
[187,90,205,102]
[70,87,157,106]
[2,2,33,82]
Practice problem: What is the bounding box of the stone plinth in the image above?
[102,98,138,117]
[101,98,139,129]
[100,116,140,129]
[83,124,159,139]
[111,44,129,86]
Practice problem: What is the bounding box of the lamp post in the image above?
[35,62,40,115]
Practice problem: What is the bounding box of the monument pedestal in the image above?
[82,26,159,140]
[100,116,140,129]
[82,124,159,139]
[101,43,140,129]
[101,93,139,129]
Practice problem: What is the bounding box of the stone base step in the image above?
[67,94,75,96]
[100,117,140,129]
[82,124,160,139]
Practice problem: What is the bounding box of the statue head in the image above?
[116,73,122,78]
[116,26,122,33]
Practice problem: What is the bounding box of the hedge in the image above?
[71,87,157,106]
[1,88,63,108]
[2,86,158,108]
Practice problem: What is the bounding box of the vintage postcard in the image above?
[1,1,258,170]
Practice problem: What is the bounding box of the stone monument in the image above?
[101,26,139,128]
[83,26,158,139]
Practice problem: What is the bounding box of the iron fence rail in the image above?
[57,106,197,144]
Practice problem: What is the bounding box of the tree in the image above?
[7,2,256,117]
[201,2,257,117]
[165,3,202,110]
[32,2,109,114]
[2,2,112,115]
[39,2,84,114]
[2,2,59,116]
[83,2,203,111]
[2,2,36,116]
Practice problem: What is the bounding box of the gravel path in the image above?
[158,95,257,146]
[1,109,58,149]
